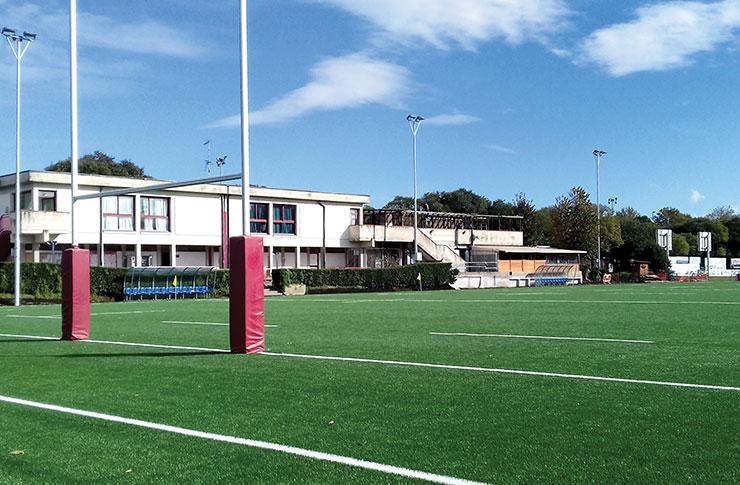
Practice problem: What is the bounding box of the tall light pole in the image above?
[593,150,606,269]
[240,0,250,235]
[407,115,424,264]
[3,27,37,307]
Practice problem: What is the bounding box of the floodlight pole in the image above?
[70,0,79,247]
[593,150,606,269]
[3,27,35,307]
[407,115,424,264]
[240,0,250,235]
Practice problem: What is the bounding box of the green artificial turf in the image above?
[0,281,738,483]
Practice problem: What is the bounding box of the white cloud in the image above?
[78,13,205,59]
[206,53,410,128]
[690,189,706,204]
[580,0,740,76]
[484,143,516,155]
[423,113,480,126]
[1,3,204,59]
[313,0,570,50]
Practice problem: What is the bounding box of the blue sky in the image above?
[1,0,739,215]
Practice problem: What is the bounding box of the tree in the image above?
[672,234,690,256]
[383,196,414,210]
[652,207,692,229]
[512,193,541,246]
[707,206,736,223]
[551,186,598,264]
[46,151,149,179]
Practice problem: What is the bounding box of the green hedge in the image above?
[0,263,127,300]
[272,263,457,292]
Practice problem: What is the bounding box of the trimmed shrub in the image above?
[90,267,128,299]
[0,263,127,300]
[272,263,457,293]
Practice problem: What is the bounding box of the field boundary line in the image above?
[429,332,654,344]
[1,333,737,392]
[0,394,484,485]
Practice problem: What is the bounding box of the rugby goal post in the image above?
[62,0,265,353]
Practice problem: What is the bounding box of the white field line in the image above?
[163,320,278,328]
[0,333,229,353]
[0,394,483,485]
[0,333,737,392]
[7,315,60,320]
[277,298,740,305]
[429,332,654,344]
[6,310,166,321]
[262,352,740,392]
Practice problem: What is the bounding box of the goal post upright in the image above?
[59,0,265,349]
[229,0,266,354]
[61,0,90,341]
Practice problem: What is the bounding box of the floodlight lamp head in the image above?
[22,32,37,41]
[593,149,606,157]
[2,27,17,35]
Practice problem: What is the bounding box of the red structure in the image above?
[61,247,90,340]
[228,236,265,353]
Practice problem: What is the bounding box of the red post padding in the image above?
[61,248,90,341]
[229,236,265,353]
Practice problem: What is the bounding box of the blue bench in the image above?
[124,286,212,299]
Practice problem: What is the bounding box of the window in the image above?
[10,191,33,211]
[38,191,57,211]
[250,202,269,234]
[102,196,134,231]
[273,204,296,234]
[141,197,170,232]
[350,208,360,225]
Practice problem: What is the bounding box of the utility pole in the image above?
[407,115,424,264]
[593,150,606,269]
[3,27,37,306]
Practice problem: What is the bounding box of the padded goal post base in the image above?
[61,247,91,341]
[229,236,265,353]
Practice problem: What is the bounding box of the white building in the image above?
[0,171,368,269]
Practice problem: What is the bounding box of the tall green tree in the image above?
[46,151,149,179]
[551,186,598,263]
[513,193,542,246]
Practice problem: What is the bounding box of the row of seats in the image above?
[533,277,570,286]
[124,286,211,297]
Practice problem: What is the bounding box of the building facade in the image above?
[0,171,369,269]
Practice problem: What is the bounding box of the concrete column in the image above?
[32,242,40,263]
[135,243,142,267]
[295,246,301,268]
[170,243,177,267]
[360,249,367,269]
[267,245,273,270]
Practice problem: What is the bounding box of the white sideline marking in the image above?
[262,352,740,392]
[0,394,483,485]
[0,333,737,392]
[429,332,654,344]
[163,320,278,328]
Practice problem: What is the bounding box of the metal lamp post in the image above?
[407,115,424,264]
[3,27,36,307]
[593,150,606,269]
[608,197,618,213]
